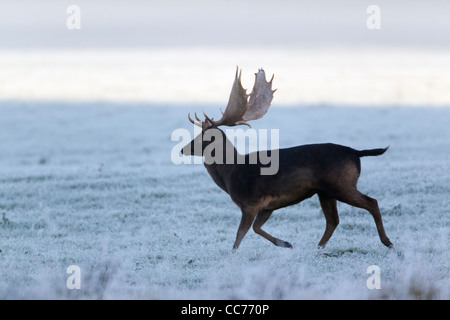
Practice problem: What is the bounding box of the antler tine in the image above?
[203,111,214,123]
[188,113,195,124]
[236,121,252,129]
[188,113,202,128]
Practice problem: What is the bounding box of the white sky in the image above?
[0,0,449,49]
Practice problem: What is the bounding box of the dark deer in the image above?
[181,67,393,250]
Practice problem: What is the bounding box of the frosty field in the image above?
[0,101,448,299]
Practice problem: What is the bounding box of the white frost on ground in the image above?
[0,102,448,299]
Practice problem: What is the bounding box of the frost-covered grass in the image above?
[0,101,448,299]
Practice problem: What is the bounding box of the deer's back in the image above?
[229,143,361,209]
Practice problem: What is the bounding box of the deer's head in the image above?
[181,67,276,158]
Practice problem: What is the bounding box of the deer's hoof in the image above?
[274,239,292,248]
[383,238,393,248]
[282,241,293,249]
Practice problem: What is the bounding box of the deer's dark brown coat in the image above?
[181,67,393,250]
[182,127,393,249]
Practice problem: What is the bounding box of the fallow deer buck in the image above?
[181,67,393,250]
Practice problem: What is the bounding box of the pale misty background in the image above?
[0,0,449,105]
[0,0,449,300]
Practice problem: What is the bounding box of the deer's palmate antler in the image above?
[188,67,276,129]
[181,67,393,251]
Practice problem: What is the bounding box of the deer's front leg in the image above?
[253,210,293,248]
[232,207,258,250]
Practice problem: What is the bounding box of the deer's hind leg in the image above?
[335,189,393,248]
[317,193,339,249]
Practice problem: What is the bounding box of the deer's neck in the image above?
[203,139,242,194]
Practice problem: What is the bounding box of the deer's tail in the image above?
[357,146,389,158]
